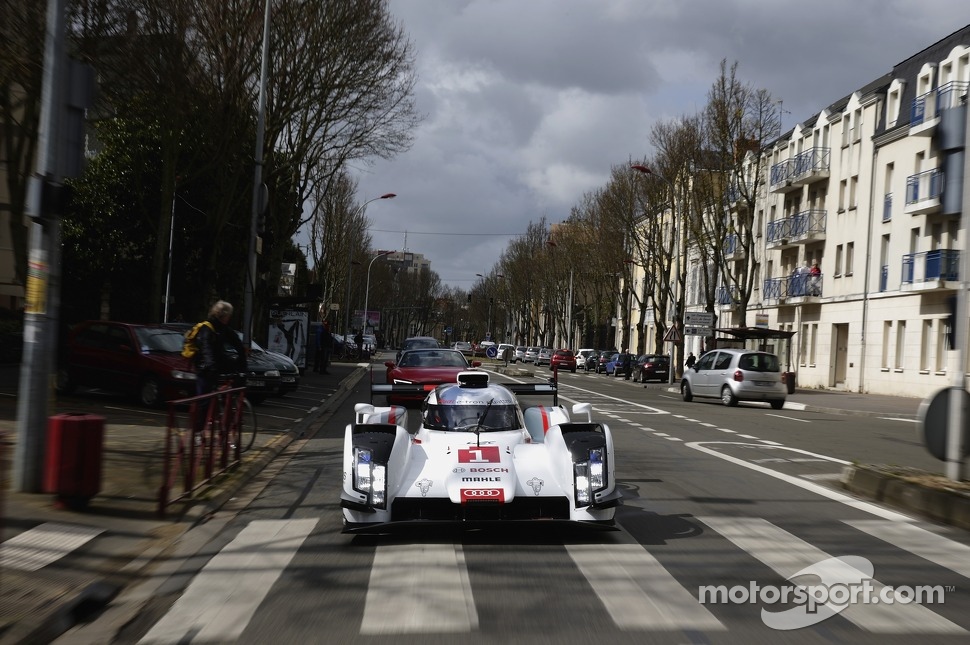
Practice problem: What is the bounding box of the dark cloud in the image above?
[355,0,970,288]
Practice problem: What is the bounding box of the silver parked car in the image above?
[535,347,553,366]
[680,348,786,409]
[523,346,540,363]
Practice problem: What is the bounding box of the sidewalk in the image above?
[0,364,932,643]
[0,359,369,645]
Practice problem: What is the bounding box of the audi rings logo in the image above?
[453,467,466,473]
[460,488,506,503]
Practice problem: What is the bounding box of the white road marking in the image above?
[362,544,478,634]
[701,517,963,634]
[698,422,717,427]
[737,434,759,439]
[654,433,670,437]
[138,519,317,644]
[846,520,970,579]
[800,473,844,481]
[665,437,684,442]
[685,441,912,522]
[718,428,736,433]
[877,417,918,423]
[766,413,809,423]
[758,440,784,446]
[567,544,724,631]
[0,522,104,571]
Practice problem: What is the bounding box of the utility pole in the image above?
[16,0,93,491]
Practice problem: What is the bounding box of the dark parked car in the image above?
[596,352,618,374]
[632,354,670,383]
[251,340,300,396]
[57,321,199,407]
[582,350,600,371]
[162,323,282,403]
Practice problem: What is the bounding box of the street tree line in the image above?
[2,0,420,342]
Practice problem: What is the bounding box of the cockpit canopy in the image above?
[422,375,524,432]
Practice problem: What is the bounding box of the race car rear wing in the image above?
[369,368,559,406]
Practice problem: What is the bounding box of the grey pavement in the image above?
[0,361,924,643]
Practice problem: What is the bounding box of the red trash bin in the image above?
[44,413,105,509]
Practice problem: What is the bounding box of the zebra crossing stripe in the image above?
[361,544,478,634]
[138,519,317,644]
[0,522,103,571]
[700,517,963,634]
[845,520,970,579]
[566,544,725,631]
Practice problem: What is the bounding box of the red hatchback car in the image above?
[384,348,481,407]
[549,349,577,373]
[56,321,198,407]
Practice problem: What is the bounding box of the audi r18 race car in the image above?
[340,371,621,532]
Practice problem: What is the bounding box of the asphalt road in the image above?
[59,368,970,644]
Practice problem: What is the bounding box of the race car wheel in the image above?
[680,381,693,402]
[721,386,739,407]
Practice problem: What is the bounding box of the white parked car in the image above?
[680,348,786,409]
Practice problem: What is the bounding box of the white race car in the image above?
[340,371,621,531]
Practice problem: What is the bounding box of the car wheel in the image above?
[571,367,576,373]
[55,367,76,394]
[770,399,785,410]
[681,381,693,402]
[721,386,739,407]
[139,376,162,407]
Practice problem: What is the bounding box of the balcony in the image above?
[766,209,826,249]
[904,168,944,215]
[769,159,799,193]
[716,285,738,310]
[790,148,831,186]
[762,274,823,304]
[900,249,959,291]
[910,81,969,136]
[723,234,745,260]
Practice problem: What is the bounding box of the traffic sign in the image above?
[684,326,713,336]
[485,346,498,358]
[663,326,682,343]
[684,311,714,327]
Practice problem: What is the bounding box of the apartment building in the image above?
[632,25,970,399]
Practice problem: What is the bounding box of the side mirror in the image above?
[384,361,396,368]
[471,360,482,367]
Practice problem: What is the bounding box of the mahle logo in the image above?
[698,556,947,630]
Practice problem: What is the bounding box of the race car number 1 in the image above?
[458,446,500,463]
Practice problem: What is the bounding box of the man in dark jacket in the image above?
[619,349,633,380]
[315,321,333,374]
[194,300,247,395]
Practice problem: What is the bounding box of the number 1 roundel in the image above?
[458,446,500,463]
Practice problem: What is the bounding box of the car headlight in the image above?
[265,369,280,377]
[573,447,607,507]
[171,369,197,381]
[353,447,387,508]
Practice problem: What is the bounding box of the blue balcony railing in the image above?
[901,249,960,285]
[766,210,826,244]
[883,193,892,222]
[905,168,944,205]
[792,147,831,179]
[911,81,969,126]
[716,285,738,306]
[723,234,739,256]
[763,274,823,300]
[770,159,796,186]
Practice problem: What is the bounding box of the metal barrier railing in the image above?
[158,387,245,517]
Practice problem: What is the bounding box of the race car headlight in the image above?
[353,447,387,508]
[573,447,607,507]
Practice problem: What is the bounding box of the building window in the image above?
[849,176,858,210]
[845,242,854,276]
[895,320,906,370]
[835,244,844,277]
[838,179,847,212]
[921,319,932,372]
[882,321,892,369]
[810,323,818,366]
[937,317,949,373]
[800,323,808,366]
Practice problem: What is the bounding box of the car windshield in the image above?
[134,327,186,353]
[422,403,523,432]
[738,353,780,372]
[399,350,469,368]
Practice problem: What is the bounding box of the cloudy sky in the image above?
[350,0,970,289]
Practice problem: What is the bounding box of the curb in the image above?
[841,464,970,529]
[8,367,368,645]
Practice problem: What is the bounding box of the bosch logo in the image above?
[470,468,509,473]
[464,489,501,498]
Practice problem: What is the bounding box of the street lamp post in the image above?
[363,250,394,337]
[343,193,396,336]
[631,164,679,384]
